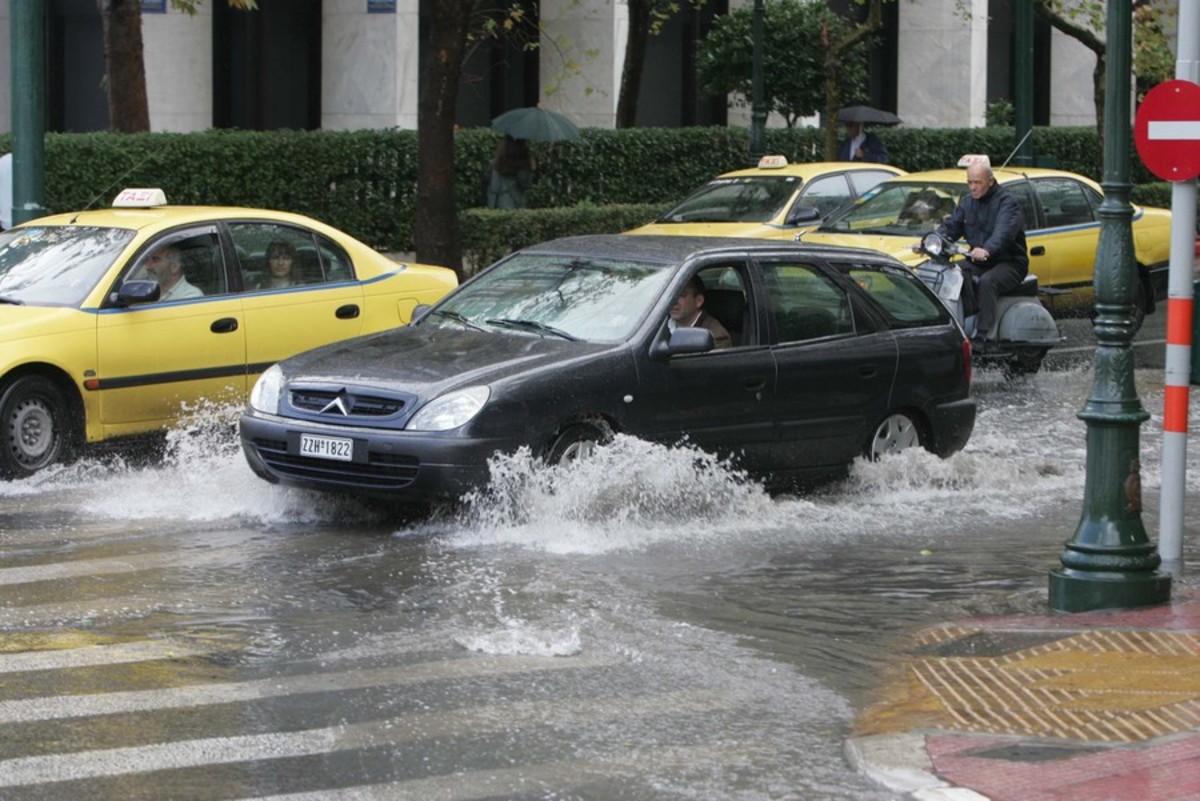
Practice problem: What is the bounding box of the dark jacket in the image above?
[836,132,889,164]
[938,181,1029,271]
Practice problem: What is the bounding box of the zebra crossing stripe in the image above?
[0,653,617,723]
[0,690,733,787]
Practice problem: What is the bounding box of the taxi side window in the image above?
[1035,178,1095,228]
[130,230,225,300]
[227,223,329,290]
[795,174,853,219]
[314,234,353,282]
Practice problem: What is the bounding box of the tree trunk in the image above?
[99,0,151,132]
[415,0,473,278]
[616,0,651,128]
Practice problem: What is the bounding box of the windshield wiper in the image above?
[0,295,24,305]
[485,318,579,341]
[429,309,488,332]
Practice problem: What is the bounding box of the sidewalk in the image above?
[846,585,1200,801]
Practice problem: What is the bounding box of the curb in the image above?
[845,733,991,801]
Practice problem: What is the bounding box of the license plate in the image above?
[299,433,354,462]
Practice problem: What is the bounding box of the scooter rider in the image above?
[937,159,1028,352]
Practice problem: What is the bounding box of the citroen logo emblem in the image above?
[319,392,352,416]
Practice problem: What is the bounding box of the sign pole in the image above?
[1157,0,1200,575]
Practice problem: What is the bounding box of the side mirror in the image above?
[649,326,714,359]
[113,279,161,306]
[787,207,822,226]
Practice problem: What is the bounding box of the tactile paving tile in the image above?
[907,627,1200,742]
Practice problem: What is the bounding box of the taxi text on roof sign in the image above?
[956,154,992,169]
[756,155,789,169]
[113,188,169,208]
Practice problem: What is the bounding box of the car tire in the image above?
[546,420,614,465]
[0,375,74,479]
[865,412,922,461]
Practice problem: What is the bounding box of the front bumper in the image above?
[239,411,505,500]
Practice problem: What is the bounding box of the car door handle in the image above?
[1030,246,1046,256]
[743,377,767,392]
[336,304,361,319]
[211,317,239,333]
[859,366,878,378]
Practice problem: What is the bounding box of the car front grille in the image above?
[250,437,419,490]
[289,389,406,417]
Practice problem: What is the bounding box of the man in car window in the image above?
[936,160,1027,350]
[668,276,732,349]
[145,245,204,301]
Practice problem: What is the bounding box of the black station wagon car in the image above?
[239,235,976,501]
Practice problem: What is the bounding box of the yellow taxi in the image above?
[0,188,458,479]
[625,155,905,239]
[798,159,1172,319]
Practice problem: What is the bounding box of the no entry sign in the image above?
[1135,80,1200,182]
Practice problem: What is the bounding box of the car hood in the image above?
[279,324,612,396]
[800,231,925,266]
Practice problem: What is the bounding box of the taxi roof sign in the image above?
[756,155,789,169]
[956,154,991,169]
[113,188,168,208]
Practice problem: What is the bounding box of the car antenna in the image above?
[998,129,1034,170]
[80,148,166,212]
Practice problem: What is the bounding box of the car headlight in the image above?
[249,364,284,414]
[407,386,490,431]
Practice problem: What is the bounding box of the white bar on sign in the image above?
[1148,120,1200,140]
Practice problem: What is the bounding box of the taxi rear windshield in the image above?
[0,226,135,307]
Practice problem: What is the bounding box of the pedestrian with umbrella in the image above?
[835,105,900,164]
[486,135,536,209]
[486,107,580,209]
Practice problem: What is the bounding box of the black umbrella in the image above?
[837,105,902,125]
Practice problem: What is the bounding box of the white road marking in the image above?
[0,690,733,787]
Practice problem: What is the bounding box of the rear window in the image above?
[840,263,951,328]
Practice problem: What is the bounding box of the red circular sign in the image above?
[1135,80,1200,182]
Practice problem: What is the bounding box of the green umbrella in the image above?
[491,107,580,142]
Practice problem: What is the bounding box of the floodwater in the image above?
[1,363,1198,800]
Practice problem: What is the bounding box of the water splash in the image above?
[441,435,783,554]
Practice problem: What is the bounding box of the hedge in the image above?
[0,126,1168,263]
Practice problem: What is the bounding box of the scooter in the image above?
[914,231,1061,375]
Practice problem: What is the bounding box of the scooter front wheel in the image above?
[1005,346,1048,377]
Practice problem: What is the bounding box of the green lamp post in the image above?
[748,0,766,164]
[11,0,46,226]
[1048,0,1171,612]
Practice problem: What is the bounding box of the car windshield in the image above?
[431,252,675,343]
[818,180,965,236]
[655,176,801,223]
[0,226,136,306]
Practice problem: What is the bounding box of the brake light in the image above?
[963,337,973,384]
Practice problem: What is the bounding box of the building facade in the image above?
[0,0,1096,136]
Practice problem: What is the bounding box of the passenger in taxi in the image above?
[145,245,203,301]
[668,276,732,349]
[261,240,298,288]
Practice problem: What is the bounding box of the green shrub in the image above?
[0,126,1167,256]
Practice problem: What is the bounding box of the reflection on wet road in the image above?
[1,328,1198,799]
